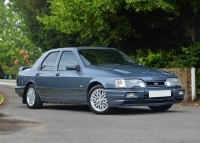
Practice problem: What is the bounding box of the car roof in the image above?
[48,47,115,52]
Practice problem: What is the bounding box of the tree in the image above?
[125,0,200,43]
[10,0,199,55]
[10,0,80,51]
[0,0,41,76]
[37,0,191,54]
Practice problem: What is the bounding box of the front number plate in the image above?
[149,90,171,98]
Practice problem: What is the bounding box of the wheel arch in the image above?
[22,82,35,104]
[87,82,103,95]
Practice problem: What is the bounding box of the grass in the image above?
[0,94,3,104]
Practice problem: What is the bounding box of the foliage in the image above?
[10,0,80,51]
[142,53,173,68]
[38,0,136,45]
[1,64,20,76]
[173,42,200,94]
[37,0,189,53]
[196,69,200,93]
[10,0,200,51]
[130,49,176,68]
[126,0,200,43]
[0,94,3,104]
[0,3,21,66]
[174,42,200,68]
[10,0,194,54]
[0,0,42,77]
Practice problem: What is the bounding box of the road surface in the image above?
[0,79,200,143]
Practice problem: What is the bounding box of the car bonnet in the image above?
[88,65,176,80]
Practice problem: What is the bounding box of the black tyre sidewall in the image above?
[88,84,111,114]
[26,84,43,109]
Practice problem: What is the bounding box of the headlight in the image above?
[165,78,181,86]
[116,79,126,87]
[116,79,146,88]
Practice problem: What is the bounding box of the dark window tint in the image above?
[78,49,137,66]
[41,52,59,71]
[58,51,78,70]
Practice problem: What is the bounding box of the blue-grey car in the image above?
[15,47,185,114]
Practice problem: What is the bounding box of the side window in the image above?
[58,51,78,71]
[41,52,59,71]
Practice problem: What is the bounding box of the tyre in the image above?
[88,84,113,114]
[148,104,173,111]
[26,84,43,109]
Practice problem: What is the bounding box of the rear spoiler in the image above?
[19,66,31,71]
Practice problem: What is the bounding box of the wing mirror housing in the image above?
[66,64,80,71]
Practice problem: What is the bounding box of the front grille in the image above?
[146,81,165,87]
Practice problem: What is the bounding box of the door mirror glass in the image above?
[66,64,79,71]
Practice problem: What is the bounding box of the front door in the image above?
[53,51,82,101]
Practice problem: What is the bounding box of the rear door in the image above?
[34,51,60,98]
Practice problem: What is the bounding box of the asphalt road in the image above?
[0,80,200,143]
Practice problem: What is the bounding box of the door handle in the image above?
[36,73,40,76]
[55,73,60,76]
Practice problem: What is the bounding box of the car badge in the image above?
[154,82,159,85]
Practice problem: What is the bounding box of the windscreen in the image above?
[78,49,137,66]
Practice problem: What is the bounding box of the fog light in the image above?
[179,91,184,95]
[126,93,136,97]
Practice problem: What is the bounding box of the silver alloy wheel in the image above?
[90,88,108,112]
[27,87,36,106]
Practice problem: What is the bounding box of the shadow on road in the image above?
[41,104,179,115]
[113,107,178,115]
[43,104,91,112]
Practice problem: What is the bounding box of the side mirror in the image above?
[66,64,80,71]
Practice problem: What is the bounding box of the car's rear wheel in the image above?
[148,104,173,111]
[26,84,43,109]
[88,85,112,114]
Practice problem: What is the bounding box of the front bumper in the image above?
[106,87,185,107]
[15,86,25,97]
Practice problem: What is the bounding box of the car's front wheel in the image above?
[88,85,113,114]
[148,104,173,111]
[26,84,43,109]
